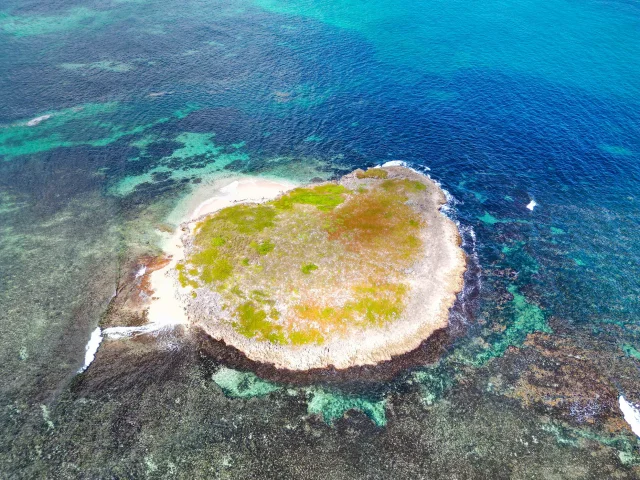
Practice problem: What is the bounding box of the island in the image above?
[137,165,466,371]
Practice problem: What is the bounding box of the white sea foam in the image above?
[78,327,103,373]
[380,160,406,167]
[26,114,52,127]
[434,181,460,222]
[435,180,482,327]
[441,186,458,207]
[619,396,640,438]
[102,324,174,339]
[77,322,181,373]
[381,160,428,169]
[526,199,537,211]
[378,160,431,176]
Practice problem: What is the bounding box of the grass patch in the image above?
[290,329,325,345]
[348,283,407,326]
[293,283,408,330]
[198,204,276,236]
[273,184,348,211]
[234,301,286,344]
[176,263,198,288]
[211,236,226,247]
[230,285,245,297]
[200,258,233,283]
[382,178,426,192]
[301,263,318,274]
[356,168,388,179]
[178,270,198,288]
[251,240,275,255]
[327,182,423,260]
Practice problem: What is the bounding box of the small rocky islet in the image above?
[163,165,466,370]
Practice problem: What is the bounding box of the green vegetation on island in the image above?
[177,168,430,347]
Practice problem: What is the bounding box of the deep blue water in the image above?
[1,0,640,476]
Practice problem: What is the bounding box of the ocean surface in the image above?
[1,0,640,477]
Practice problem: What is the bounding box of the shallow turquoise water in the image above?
[1,0,640,477]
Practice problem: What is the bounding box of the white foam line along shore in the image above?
[78,327,103,372]
[619,395,640,438]
[78,322,181,372]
